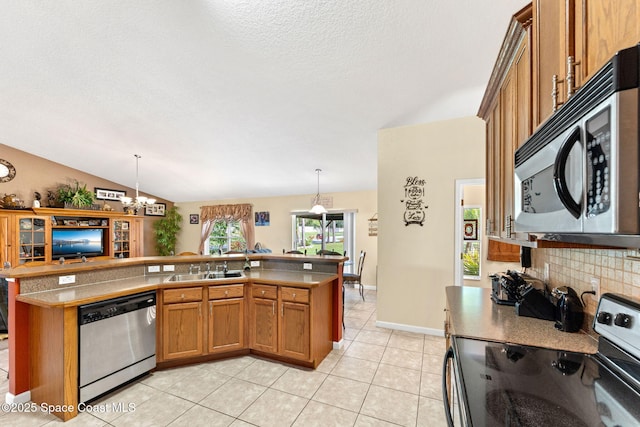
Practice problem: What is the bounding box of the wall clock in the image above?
[0,159,16,183]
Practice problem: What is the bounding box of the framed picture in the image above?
[95,187,126,201]
[144,203,166,217]
[463,219,478,240]
[255,211,270,226]
[189,214,199,224]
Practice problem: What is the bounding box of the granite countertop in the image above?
[16,269,338,309]
[446,286,598,354]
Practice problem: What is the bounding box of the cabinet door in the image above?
[17,216,49,265]
[485,103,502,237]
[533,0,569,128]
[208,298,244,353]
[500,70,516,238]
[575,0,640,83]
[162,301,204,360]
[0,216,9,267]
[280,301,310,361]
[250,297,278,353]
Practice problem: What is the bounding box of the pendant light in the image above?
[310,168,328,214]
[120,154,156,215]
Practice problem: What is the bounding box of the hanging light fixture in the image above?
[120,154,156,215]
[310,168,328,214]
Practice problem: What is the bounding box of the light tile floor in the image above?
[0,286,448,426]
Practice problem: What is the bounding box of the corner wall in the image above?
[377,116,486,333]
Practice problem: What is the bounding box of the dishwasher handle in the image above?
[442,347,455,427]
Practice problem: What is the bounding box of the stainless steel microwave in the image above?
[514,45,640,235]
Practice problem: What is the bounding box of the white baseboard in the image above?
[5,390,31,404]
[333,339,344,350]
[375,320,444,337]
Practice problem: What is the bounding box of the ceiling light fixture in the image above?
[310,168,328,214]
[121,154,156,215]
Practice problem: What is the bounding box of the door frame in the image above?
[454,178,485,286]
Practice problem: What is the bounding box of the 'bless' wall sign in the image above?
[401,176,427,226]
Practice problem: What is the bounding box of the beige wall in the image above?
[0,143,171,255]
[377,116,487,334]
[175,190,378,286]
[462,184,520,287]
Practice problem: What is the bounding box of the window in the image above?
[290,210,357,272]
[462,207,481,280]
[205,219,246,254]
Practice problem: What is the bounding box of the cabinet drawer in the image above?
[163,287,203,303]
[251,284,277,300]
[209,284,244,300]
[281,287,309,303]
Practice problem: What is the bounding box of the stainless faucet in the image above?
[223,261,228,273]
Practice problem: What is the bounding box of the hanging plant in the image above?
[153,205,183,256]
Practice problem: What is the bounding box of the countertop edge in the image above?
[16,270,339,308]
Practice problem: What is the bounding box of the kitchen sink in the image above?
[166,270,244,282]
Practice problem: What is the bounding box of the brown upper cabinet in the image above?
[533,0,640,128]
[479,1,640,253]
[478,5,532,242]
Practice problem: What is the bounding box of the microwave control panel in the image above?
[585,106,611,217]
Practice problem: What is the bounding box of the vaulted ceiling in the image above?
[1,1,528,202]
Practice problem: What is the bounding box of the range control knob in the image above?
[614,313,632,328]
[596,312,612,325]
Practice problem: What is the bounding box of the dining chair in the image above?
[343,250,366,301]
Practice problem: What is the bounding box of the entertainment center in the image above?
[0,207,144,267]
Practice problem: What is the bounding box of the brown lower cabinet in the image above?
[160,280,332,368]
[208,284,245,353]
[249,282,332,367]
[161,287,205,360]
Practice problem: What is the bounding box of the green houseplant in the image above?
[153,205,183,256]
[55,180,95,208]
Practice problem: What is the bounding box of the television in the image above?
[51,228,105,259]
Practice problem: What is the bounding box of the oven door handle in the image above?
[442,347,455,427]
[553,126,582,219]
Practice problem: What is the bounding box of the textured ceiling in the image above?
[0,1,529,203]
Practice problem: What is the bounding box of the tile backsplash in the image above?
[530,247,640,318]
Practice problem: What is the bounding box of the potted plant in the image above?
[153,205,183,256]
[55,180,95,209]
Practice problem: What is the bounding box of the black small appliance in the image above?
[552,286,584,332]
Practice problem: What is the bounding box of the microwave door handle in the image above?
[553,126,582,219]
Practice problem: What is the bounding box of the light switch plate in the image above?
[303,263,313,270]
[148,265,161,273]
[59,275,76,285]
[250,261,260,267]
[163,265,175,272]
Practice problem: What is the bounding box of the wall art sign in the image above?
[255,211,270,226]
[95,187,126,201]
[189,214,199,224]
[401,176,427,226]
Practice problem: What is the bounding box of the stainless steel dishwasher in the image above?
[78,290,156,403]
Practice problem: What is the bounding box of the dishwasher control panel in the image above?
[79,291,156,325]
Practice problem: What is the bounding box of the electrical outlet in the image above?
[590,277,600,299]
[543,263,550,283]
[148,265,160,273]
[250,260,260,267]
[163,265,175,272]
[303,263,313,270]
[58,275,76,285]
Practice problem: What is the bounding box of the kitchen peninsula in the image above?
[1,253,345,421]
